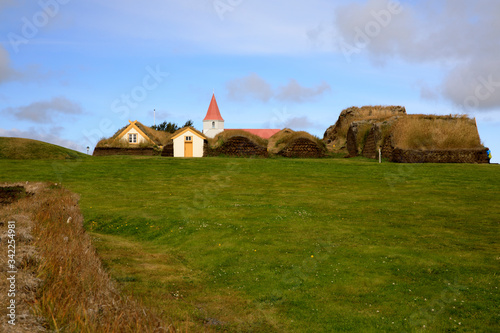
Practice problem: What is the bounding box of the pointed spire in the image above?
[203,94,224,121]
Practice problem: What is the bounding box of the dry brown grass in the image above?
[392,115,482,150]
[354,105,405,116]
[338,108,400,139]
[136,123,172,145]
[208,130,268,148]
[0,183,173,332]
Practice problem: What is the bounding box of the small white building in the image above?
[171,127,206,158]
[202,94,224,138]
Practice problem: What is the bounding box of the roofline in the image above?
[171,126,207,140]
[116,120,155,144]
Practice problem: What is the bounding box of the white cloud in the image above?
[2,97,83,123]
[226,74,331,103]
[419,84,440,101]
[276,79,331,103]
[0,45,20,83]
[333,0,500,111]
[283,116,322,130]
[226,73,274,102]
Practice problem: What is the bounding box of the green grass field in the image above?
[0,156,498,332]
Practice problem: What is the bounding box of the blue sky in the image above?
[1,0,499,162]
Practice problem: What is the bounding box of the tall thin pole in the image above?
[154,109,156,127]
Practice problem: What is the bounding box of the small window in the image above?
[212,121,215,128]
[185,136,192,141]
[129,133,137,143]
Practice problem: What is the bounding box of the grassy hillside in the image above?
[0,156,498,332]
[0,137,88,160]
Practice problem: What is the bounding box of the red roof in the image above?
[203,94,224,121]
[227,129,281,139]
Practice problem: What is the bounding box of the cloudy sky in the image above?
[1,0,499,161]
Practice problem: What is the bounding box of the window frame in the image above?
[128,133,138,144]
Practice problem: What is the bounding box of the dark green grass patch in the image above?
[0,137,88,160]
[0,156,498,331]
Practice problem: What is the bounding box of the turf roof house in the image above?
[118,120,163,146]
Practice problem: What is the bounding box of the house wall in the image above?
[121,128,148,144]
[203,120,224,138]
[173,130,204,157]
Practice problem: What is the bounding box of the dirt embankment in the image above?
[0,183,171,332]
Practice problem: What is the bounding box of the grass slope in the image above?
[0,156,498,332]
[0,137,88,160]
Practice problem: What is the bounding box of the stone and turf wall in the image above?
[204,136,268,157]
[92,147,160,156]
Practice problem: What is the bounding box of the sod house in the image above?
[93,120,169,156]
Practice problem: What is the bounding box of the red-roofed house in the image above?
[202,94,280,139]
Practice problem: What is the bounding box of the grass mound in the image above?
[392,115,482,150]
[269,129,325,154]
[205,130,269,157]
[208,129,268,148]
[0,137,87,160]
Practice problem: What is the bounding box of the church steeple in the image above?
[202,94,224,138]
[203,94,224,121]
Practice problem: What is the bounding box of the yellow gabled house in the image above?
[116,120,164,147]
